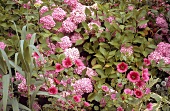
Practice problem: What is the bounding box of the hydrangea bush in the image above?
[0,0,170,111]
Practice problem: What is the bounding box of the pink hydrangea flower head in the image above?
[70,8,86,24]
[39,6,49,16]
[71,78,93,95]
[124,88,133,95]
[143,58,150,66]
[70,33,83,43]
[55,63,64,72]
[32,101,41,111]
[117,62,128,73]
[117,106,124,111]
[127,71,140,83]
[15,72,24,81]
[74,66,86,75]
[156,16,168,28]
[0,42,6,50]
[58,36,72,50]
[147,103,153,111]
[62,57,72,68]
[48,87,58,95]
[64,0,78,8]
[62,18,77,33]
[74,59,84,67]
[52,7,67,21]
[134,89,143,98]
[86,67,98,78]
[84,101,90,107]
[64,47,80,61]
[120,45,133,56]
[40,15,56,30]
[101,85,109,92]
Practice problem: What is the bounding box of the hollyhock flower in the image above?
[143,58,150,66]
[0,42,6,50]
[117,62,128,73]
[134,89,143,98]
[102,85,109,92]
[53,78,60,85]
[142,69,150,82]
[127,71,140,83]
[55,63,64,72]
[62,57,72,68]
[124,88,133,95]
[48,87,58,95]
[117,106,124,111]
[40,15,56,30]
[111,93,116,100]
[74,59,84,67]
[84,102,90,107]
[136,80,146,88]
[52,7,67,21]
[62,18,77,33]
[64,47,80,61]
[73,95,81,102]
[39,6,49,16]
[147,103,153,111]
[58,36,72,50]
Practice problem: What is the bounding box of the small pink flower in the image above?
[62,57,72,68]
[53,78,60,85]
[134,89,143,98]
[117,106,124,111]
[74,59,84,67]
[145,88,151,94]
[118,83,123,87]
[48,87,58,95]
[143,58,150,66]
[102,85,109,92]
[146,103,153,111]
[73,95,81,102]
[55,63,64,72]
[117,62,128,73]
[111,93,116,100]
[84,102,90,107]
[136,80,146,88]
[32,52,39,59]
[127,71,140,83]
[124,88,133,95]
[0,42,6,50]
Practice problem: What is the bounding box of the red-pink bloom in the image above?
[48,87,58,95]
[147,103,153,111]
[127,71,140,83]
[134,89,143,98]
[32,52,39,59]
[143,58,151,66]
[111,93,116,100]
[145,88,151,94]
[117,62,128,73]
[117,106,124,111]
[73,95,81,102]
[142,69,150,82]
[136,80,146,88]
[55,63,64,72]
[74,59,84,67]
[62,57,72,68]
[124,88,133,95]
[118,83,123,87]
[102,85,109,92]
[53,78,60,85]
[84,102,90,107]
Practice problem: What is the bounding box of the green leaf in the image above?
[147,78,159,88]
[138,20,149,26]
[21,25,27,40]
[75,39,84,46]
[85,7,91,16]
[99,47,107,57]
[92,64,102,69]
[12,98,19,111]
[147,44,156,49]
[88,93,96,102]
[150,93,162,102]
[2,74,10,111]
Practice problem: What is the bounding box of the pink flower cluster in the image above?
[52,8,67,21]
[148,42,170,64]
[64,0,78,8]
[70,8,86,24]
[71,78,93,95]
[39,6,49,16]
[40,15,56,30]
[120,45,133,56]
[156,16,168,28]
[58,36,72,50]
[86,67,98,78]
[62,18,77,33]
[0,42,6,50]
[64,47,80,61]
[70,33,83,43]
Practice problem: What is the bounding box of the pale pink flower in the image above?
[70,8,86,24]
[58,36,72,50]
[64,47,80,61]
[124,88,133,95]
[70,33,82,43]
[40,15,56,30]
[62,18,77,33]
[86,67,98,78]
[102,85,109,92]
[145,88,151,94]
[39,6,49,16]
[64,0,78,8]
[84,102,90,107]
[146,103,153,111]
[52,7,67,21]
[26,34,32,40]
[111,93,116,100]
[0,42,6,50]
[74,66,86,75]
[32,101,41,111]
[120,45,133,56]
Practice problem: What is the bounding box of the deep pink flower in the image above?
[53,78,60,85]
[55,63,64,72]
[145,88,151,94]
[75,59,84,67]
[73,95,81,102]
[84,102,90,107]
[32,52,39,59]
[134,89,143,98]
[124,88,133,95]
[117,62,128,73]
[136,80,146,88]
[142,69,150,82]
[48,87,58,95]
[127,71,140,83]
[118,83,123,87]
[102,85,109,92]
[143,58,151,66]
[62,57,72,68]
[146,103,153,111]
[117,106,124,111]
